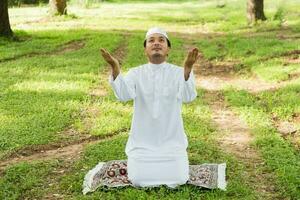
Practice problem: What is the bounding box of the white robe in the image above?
[108,61,197,188]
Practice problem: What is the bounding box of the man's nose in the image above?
[154,42,160,46]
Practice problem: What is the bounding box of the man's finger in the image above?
[100,49,108,56]
[192,48,198,59]
[100,48,107,54]
[192,47,198,53]
[101,50,114,61]
[101,48,112,56]
[194,51,198,59]
[196,53,203,60]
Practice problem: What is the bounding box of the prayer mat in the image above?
[82,160,226,194]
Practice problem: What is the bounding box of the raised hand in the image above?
[184,47,202,70]
[183,47,202,80]
[100,48,120,79]
[100,48,120,69]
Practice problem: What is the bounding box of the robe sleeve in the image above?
[176,69,197,103]
[108,68,137,102]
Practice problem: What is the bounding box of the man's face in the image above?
[144,33,170,60]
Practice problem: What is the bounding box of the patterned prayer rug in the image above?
[82,160,226,194]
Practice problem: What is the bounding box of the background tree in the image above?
[247,0,267,23]
[49,0,67,15]
[0,0,13,37]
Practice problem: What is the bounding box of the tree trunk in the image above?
[247,0,267,23]
[49,0,67,15]
[0,0,13,37]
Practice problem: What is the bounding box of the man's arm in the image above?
[177,47,201,103]
[177,69,197,103]
[100,48,136,102]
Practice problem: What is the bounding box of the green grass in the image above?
[55,90,259,199]
[0,30,123,159]
[194,33,300,77]
[0,161,58,199]
[224,89,300,199]
[253,60,300,82]
[1,0,300,199]
[0,90,261,199]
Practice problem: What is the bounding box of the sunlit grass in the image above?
[224,89,300,199]
[76,100,133,136]
[55,89,258,199]
[11,80,90,92]
[8,0,300,33]
[0,31,123,158]
[253,61,300,82]
[1,0,300,199]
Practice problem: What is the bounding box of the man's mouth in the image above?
[153,48,162,50]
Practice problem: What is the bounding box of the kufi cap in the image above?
[145,27,169,39]
[144,27,171,48]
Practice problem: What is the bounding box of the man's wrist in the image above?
[112,68,120,80]
[184,68,191,81]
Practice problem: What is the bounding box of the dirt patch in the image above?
[260,49,300,62]
[172,31,225,41]
[205,91,258,159]
[287,72,300,81]
[285,57,300,64]
[272,114,300,150]
[195,74,287,93]
[281,49,300,57]
[0,127,128,172]
[181,39,298,93]
[277,33,300,40]
[193,61,236,76]
[204,91,280,199]
[0,40,86,63]
[52,40,86,55]
[183,43,237,76]
[282,50,300,65]
[0,140,89,171]
[187,47,298,93]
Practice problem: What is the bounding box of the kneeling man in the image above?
[100,27,201,188]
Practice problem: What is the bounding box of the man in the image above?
[100,27,201,188]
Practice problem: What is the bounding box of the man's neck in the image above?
[148,57,166,64]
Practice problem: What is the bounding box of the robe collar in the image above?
[148,61,167,72]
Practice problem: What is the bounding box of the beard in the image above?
[151,53,163,58]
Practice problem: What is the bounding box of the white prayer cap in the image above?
[145,27,169,39]
[144,27,171,47]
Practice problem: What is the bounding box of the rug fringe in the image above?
[82,162,105,195]
[217,163,227,190]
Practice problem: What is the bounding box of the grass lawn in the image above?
[0,0,299,199]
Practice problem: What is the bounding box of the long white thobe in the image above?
[108,61,197,188]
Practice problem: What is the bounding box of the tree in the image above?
[0,0,13,37]
[247,0,267,23]
[49,0,67,15]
